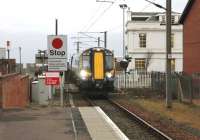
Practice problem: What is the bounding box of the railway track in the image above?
[108,99,173,140]
[67,92,172,140]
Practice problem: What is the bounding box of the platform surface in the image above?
[79,107,129,140]
[0,106,128,140]
[0,107,78,140]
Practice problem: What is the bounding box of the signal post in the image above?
[47,35,67,107]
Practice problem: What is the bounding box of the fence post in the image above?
[189,77,193,104]
[177,78,183,102]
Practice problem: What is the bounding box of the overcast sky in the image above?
[0,0,188,63]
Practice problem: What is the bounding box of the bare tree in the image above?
[145,51,153,71]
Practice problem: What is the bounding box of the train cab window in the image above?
[105,55,113,70]
[82,55,90,70]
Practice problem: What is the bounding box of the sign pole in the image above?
[48,20,67,107]
[60,72,64,107]
[55,19,64,107]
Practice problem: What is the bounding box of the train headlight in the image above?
[80,70,87,77]
[80,70,90,79]
[106,72,112,78]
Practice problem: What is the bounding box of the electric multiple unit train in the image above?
[71,47,115,94]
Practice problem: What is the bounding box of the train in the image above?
[71,47,115,95]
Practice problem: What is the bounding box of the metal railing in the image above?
[115,71,200,104]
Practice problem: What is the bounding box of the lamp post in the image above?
[6,41,10,74]
[119,4,127,58]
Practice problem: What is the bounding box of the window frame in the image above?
[135,58,146,72]
[139,33,147,48]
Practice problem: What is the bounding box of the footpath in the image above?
[0,106,89,140]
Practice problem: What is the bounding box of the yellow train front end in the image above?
[78,47,115,93]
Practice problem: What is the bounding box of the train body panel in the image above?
[71,47,115,94]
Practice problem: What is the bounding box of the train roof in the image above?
[81,47,113,54]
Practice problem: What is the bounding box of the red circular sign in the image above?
[52,38,63,49]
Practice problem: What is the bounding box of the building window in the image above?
[162,15,165,23]
[171,33,174,48]
[171,16,175,24]
[135,59,146,72]
[139,33,146,48]
[171,59,175,72]
[162,15,176,24]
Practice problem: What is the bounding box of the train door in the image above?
[93,51,104,80]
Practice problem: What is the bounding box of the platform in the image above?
[0,106,128,140]
[79,107,129,140]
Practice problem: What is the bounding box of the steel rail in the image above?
[108,99,173,140]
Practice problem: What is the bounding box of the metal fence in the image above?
[115,71,200,103]
[115,71,152,89]
[115,71,170,91]
[178,73,200,103]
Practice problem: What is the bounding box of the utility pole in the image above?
[119,4,127,58]
[166,0,172,108]
[76,41,80,54]
[19,47,22,74]
[98,37,100,47]
[104,31,107,49]
[144,0,172,108]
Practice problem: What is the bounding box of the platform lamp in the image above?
[6,41,10,74]
[119,4,127,58]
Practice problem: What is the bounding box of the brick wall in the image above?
[183,0,200,74]
[0,73,30,109]
[0,79,2,108]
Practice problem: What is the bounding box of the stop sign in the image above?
[52,38,63,49]
[48,35,68,71]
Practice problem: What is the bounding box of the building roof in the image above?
[131,12,161,16]
[179,0,195,24]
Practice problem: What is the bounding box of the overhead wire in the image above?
[79,32,104,42]
[140,0,157,12]
[81,42,97,48]
[84,0,117,31]
[80,2,103,31]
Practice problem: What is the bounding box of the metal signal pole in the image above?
[104,31,107,49]
[19,47,22,74]
[166,0,172,108]
[55,19,58,36]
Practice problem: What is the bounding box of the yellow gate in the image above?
[94,52,104,80]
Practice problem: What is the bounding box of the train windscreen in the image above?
[105,55,113,70]
[82,55,90,70]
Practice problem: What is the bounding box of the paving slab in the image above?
[0,106,75,140]
[79,107,129,140]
